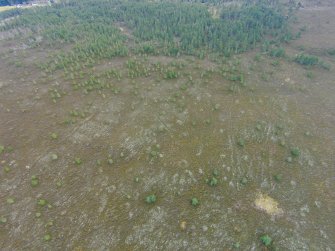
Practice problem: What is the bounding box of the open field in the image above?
[0,6,15,12]
[0,0,334,250]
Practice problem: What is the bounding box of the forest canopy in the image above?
[0,0,24,6]
[0,0,291,58]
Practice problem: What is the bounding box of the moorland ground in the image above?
[0,0,334,250]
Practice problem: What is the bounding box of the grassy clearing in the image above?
[0,6,15,12]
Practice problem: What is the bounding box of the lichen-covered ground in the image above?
[1,4,335,251]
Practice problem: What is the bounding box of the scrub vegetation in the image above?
[0,0,334,250]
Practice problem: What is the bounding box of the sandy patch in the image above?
[254,193,284,216]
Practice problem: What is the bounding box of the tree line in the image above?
[1,0,23,6]
[1,0,291,59]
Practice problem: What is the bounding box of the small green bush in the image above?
[165,70,178,79]
[294,53,319,66]
[269,47,285,58]
[139,44,156,55]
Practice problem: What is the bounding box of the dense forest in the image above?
[0,0,23,6]
[0,0,292,59]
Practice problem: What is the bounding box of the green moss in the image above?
[304,131,311,137]
[145,194,156,204]
[0,145,4,154]
[237,139,245,147]
[4,166,10,173]
[44,234,52,241]
[327,48,335,56]
[274,174,283,182]
[0,216,7,224]
[279,139,286,147]
[150,151,158,158]
[260,234,272,246]
[208,177,218,187]
[31,175,39,187]
[320,61,331,70]
[50,133,58,140]
[51,154,58,161]
[37,199,47,206]
[180,84,187,91]
[290,147,301,157]
[233,242,240,249]
[6,198,15,204]
[240,177,248,185]
[191,198,199,206]
[306,71,314,79]
[254,54,261,62]
[74,158,82,165]
[6,146,14,152]
[271,60,280,66]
